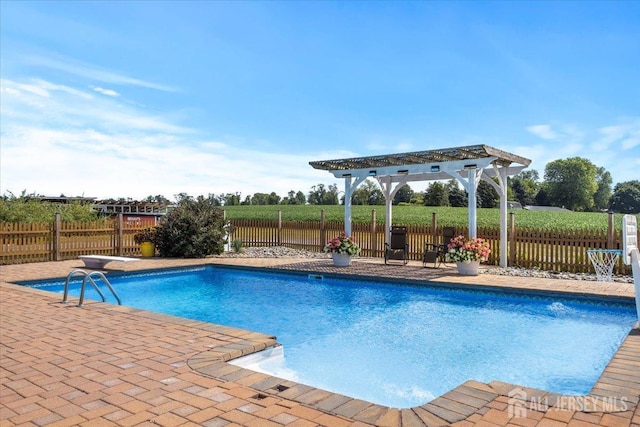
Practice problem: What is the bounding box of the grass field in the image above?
[223,205,637,231]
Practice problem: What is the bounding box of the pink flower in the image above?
[447,235,491,262]
[323,233,361,256]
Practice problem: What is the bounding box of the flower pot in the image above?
[332,253,352,267]
[456,261,480,276]
[140,242,156,258]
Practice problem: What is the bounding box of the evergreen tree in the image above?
[447,180,468,207]
[477,180,499,208]
[423,182,449,206]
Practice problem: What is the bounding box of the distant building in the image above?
[523,205,573,212]
[93,200,175,227]
[507,201,523,209]
[37,196,174,226]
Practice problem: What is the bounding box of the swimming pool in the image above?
[22,266,637,408]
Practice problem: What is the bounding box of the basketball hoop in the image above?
[587,249,622,282]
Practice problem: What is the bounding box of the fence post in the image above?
[509,212,515,266]
[54,213,61,261]
[370,210,377,258]
[117,213,124,256]
[431,212,438,241]
[277,210,282,246]
[320,209,326,250]
[607,211,615,249]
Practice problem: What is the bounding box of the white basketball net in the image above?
[587,250,621,282]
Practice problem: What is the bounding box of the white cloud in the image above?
[526,124,557,140]
[92,86,119,97]
[516,119,640,184]
[1,78,189,134]
[1,124,333,199]
[0,77,338,200]
[4,70,638,201]
[22,53,178,92]
[597,120,640,151]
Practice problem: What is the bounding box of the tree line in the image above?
[3,157,639,219]
[212,157,638,214]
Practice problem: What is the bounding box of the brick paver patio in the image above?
[2,257,640,426]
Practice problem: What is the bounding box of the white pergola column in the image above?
[453,167,483,239]
[377,175,409,243]
[343,176,366,237]
[482,166,509,268]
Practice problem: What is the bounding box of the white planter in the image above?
[456,261,480,276]
[332,253,352,267]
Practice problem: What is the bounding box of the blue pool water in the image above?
[23,266,636,408]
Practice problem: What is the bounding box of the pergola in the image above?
[310,144,531,267]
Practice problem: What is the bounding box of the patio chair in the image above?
[385,226,409,265]
[422,226,456,268]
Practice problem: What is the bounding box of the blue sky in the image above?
[1,1,638,201]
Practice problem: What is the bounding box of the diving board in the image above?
[79,255,140,269]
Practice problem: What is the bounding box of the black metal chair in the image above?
[385,226,409,265]
[423,226,456,268]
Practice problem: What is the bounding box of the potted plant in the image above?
[324,233,361,267]
[447,235,491,275]
[134,226,157,258]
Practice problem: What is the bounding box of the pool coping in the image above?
[2,257,639,426]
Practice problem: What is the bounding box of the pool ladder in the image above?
[62,269,122,306]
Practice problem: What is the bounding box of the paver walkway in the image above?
[2,257,640,426]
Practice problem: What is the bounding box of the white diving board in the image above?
[78,255,140,269]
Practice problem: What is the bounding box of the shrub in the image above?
[231,238,244,253]
[0,193,101,222]
[133,227,157,244]
[155,195,226,258]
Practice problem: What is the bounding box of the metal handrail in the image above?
[63,270,105,303]
[63,269,121,306]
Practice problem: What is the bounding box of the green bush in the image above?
[155,195,226,258]
[0,195,101,223]
[231,238,244,253]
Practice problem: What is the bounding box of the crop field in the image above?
[223,205,638,231]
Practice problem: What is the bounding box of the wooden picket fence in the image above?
[1,212,635,275]
[0,215,143,265]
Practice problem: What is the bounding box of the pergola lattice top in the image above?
[309,144,531,171]
[309,144,532,268]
